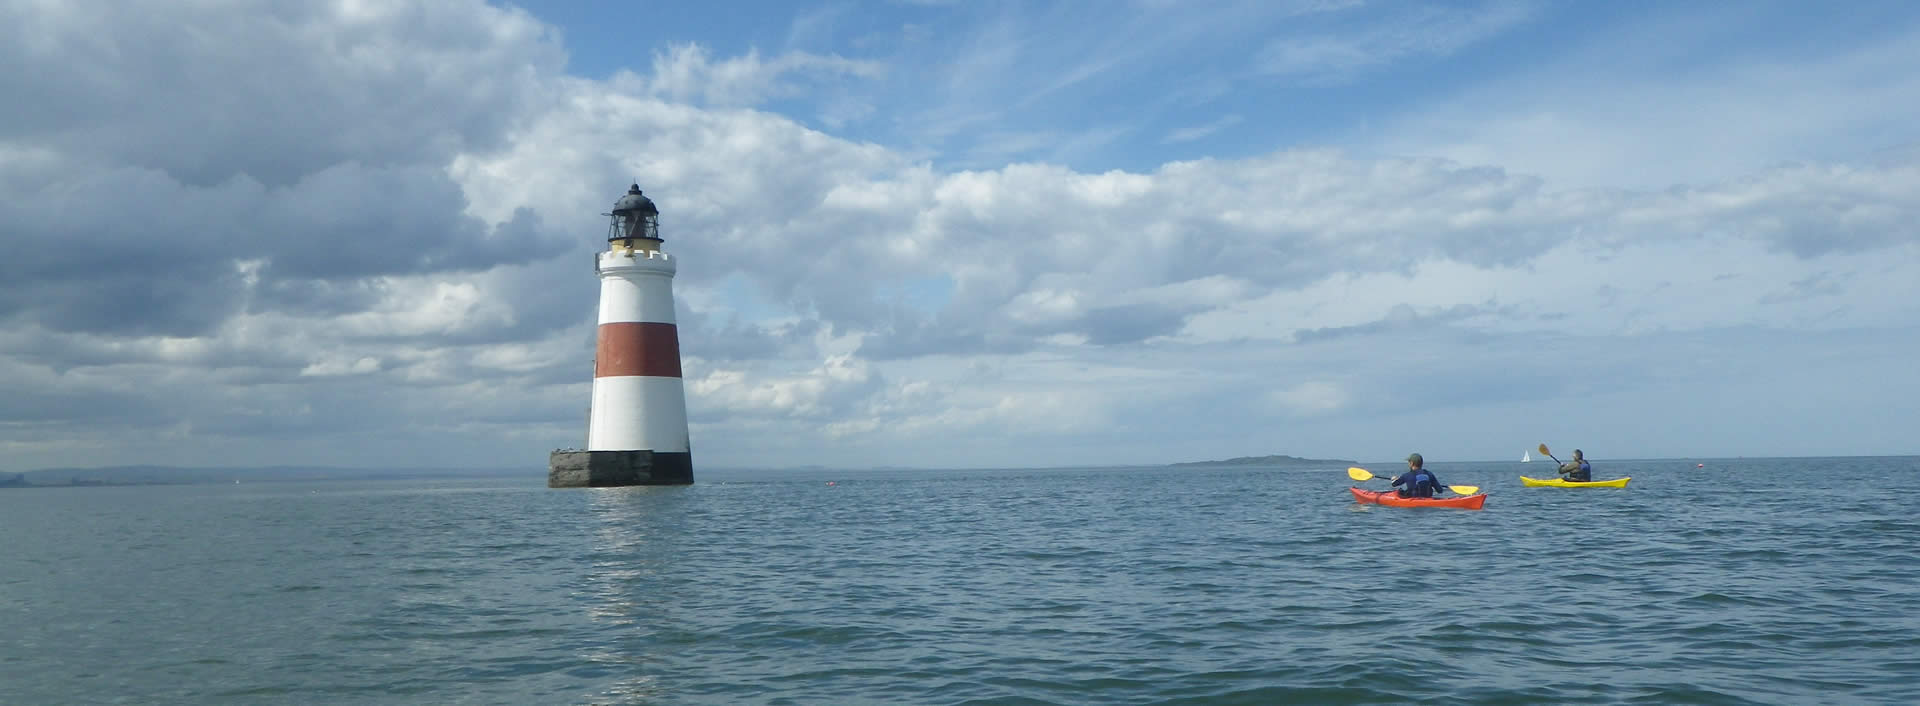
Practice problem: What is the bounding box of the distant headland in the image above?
[1169,454,1355,468]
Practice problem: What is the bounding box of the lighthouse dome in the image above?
[612,184,657,217]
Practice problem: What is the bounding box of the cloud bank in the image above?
[2,0,1916,471]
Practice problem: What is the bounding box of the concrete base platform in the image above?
[548,450,693,487]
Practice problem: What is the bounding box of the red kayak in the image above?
[1349,487,1487,510]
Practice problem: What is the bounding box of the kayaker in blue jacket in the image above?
[1559,449,1592,482]
[1392,453,1444,498]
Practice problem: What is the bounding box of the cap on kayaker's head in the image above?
[1572,449,1584,460]
[1406,453,1423,468]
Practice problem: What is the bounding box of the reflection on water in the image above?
[583,486,692,703]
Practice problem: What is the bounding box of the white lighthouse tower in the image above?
[548,184,692,487]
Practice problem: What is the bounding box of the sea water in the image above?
[3,457,1918,704]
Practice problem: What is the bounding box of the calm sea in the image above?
[4,457,1919,705]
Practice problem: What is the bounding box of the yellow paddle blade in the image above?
[1347,467,1375,481]
[1449,485,1480,495]
[1537,443,1551,456]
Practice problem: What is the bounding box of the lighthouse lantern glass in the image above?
[611,211,659,241]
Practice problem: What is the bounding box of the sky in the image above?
[3,0,1918,472]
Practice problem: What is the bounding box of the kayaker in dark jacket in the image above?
[1559,449,1592,482]
[1392,453,1444,498]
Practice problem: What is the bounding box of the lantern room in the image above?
[605,184,661,250]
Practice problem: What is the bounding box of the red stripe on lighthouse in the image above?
[595,322,682,378]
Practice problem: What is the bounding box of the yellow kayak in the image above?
[1520,476,1630,488]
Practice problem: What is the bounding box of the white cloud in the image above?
[1164,115,1245,144]
[616,43,884,108]
[300,356,381,377]
[435,89,1920,466]
[690,354,880,420]
[857,1,1372,161]
[2,1,1918,472]
[0,0,563,186]
[1254,2,1538,82]
[1362,12,1920,189]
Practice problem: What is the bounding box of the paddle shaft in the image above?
[1347,467,1477,495]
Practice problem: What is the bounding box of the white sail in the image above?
[1522,450,1531,463]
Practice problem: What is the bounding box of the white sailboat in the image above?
[1521,450,1532,463]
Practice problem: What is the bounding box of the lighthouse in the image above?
[548,185,693,487]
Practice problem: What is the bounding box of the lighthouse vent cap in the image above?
[611,184,658,216]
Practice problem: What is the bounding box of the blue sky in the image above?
[2,0,1917,471]
[524,0,1919,178]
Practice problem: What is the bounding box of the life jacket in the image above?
[1400,470,1438,497]
[1568,461,1591,481]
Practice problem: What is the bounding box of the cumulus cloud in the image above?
[430,104,1920,465]
[0,0,575,345]
[2,0,1917,471]
[0,0,562,186]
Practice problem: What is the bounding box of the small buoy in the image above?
[826,481,835,486]
[1696,463,1704,468]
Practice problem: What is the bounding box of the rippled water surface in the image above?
[5,457,1920,704]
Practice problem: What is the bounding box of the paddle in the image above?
[1538,443,1572,478]
[1536,443,1562,465]
[1347,466,1479,495]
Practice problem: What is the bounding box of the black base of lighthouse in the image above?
[647,451,692,484]
[547,450,694,487]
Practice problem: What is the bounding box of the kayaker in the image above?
[1559,449,1592,482]
[1391,453,1444,498]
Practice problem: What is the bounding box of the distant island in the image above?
[1169,454,1355,468]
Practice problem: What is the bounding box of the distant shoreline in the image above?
[5,455,1916,487]
[1,466,528,488]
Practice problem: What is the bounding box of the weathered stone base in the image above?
[548,450,694,487]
